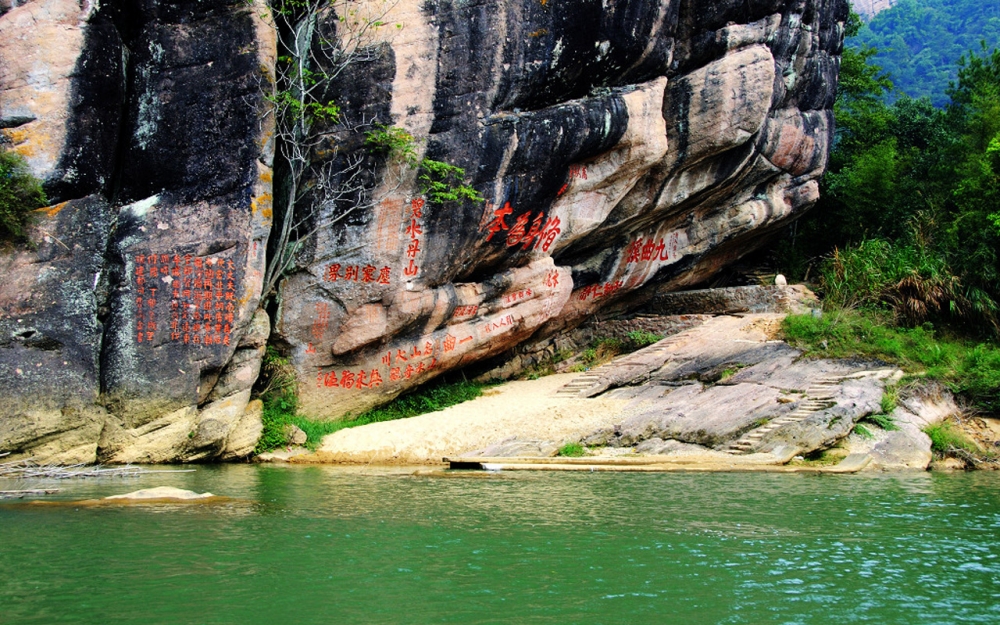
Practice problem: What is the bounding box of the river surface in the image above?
[2,465,999,624]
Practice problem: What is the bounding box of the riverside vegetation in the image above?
[255,347,494,452]
[764,15,999,463]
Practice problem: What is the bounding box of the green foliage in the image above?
[817,238,981,326]
[864,411,900,432]
[0,149,46,243]
[782,309,1000,414]
[853,423,875,440]
[924,420,979,454]
[771,38,1000,336]
[334,378,494,431]
[625,330,663,348]
[557,442,586,457]
[852,0,1000,107]
[365,124,483,204]
[255,355,494,452]
[365,124,419,166]
[417,159,484,205]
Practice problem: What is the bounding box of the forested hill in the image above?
[852,0,1000,106]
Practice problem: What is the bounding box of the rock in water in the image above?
[0,0,849,462]
[104,487,215,501]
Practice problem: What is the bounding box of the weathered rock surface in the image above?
[276,0,849,420]
[104,486,215,501]
[1,0,274,462]
[845,383,958,470]
[282,314,899,465]
[1,0,849,462]
[572,314,893,456]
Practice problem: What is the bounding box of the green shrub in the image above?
[625,330,663,348]
[365,124,483,205]
[558,442,585,457]
[818,238,984,326]
[254,349,496,453]
[0,149,47,242]
[417,159,483,204]
[924,421,979,455]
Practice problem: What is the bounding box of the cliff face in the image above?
[0,0,848,463]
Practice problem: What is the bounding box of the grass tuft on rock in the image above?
[557,442,586,457]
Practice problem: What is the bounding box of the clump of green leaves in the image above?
[365,124,483,204]
[365,124,419,165]
[346,378,493,426]
[558,442,586,457]
[924,421,979,455]
[417,159,483,204]
[853,423,875,440]
[0,149,47,243]
[626,330,663,347]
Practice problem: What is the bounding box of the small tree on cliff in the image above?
[259,0,482,304]
[261,0,398,301]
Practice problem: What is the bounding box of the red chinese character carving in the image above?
[653,238,666,260]
[404,364,415,379]
[626,239,643,263]
[395,349,408,362]
[423,340,434,355]
[484,202,513,241]
[382,352,392,367]
[377,266,391,285]
[443,335,456,352]
[344,266,359,281]
[545,270,559,289]
[324,371,340,387]
[406,238,421,259]
[355,369,368,389]
[506,213,530,247]
[405,218,423,239]
[404,260,418,277]
[410,345,422,358]
[361,265,377,283]
[522,213,544,249]
[390,367,401,381]
[340,370,355,388]
[369,369,383,388]
[537,217,561,252]
[641,238,656,261]
[416,361,426,374]
[556,183,569,197]
[410,198,425,218]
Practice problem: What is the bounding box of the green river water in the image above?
[2,465,999,624]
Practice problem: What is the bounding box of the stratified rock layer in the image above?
[1,0,848,462]
[277,0,848,418]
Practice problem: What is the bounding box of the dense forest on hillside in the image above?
[772,13,999,335]
[762,12,1000,412]
[853,0,1000,105]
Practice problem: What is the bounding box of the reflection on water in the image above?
[2,466,999,625]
